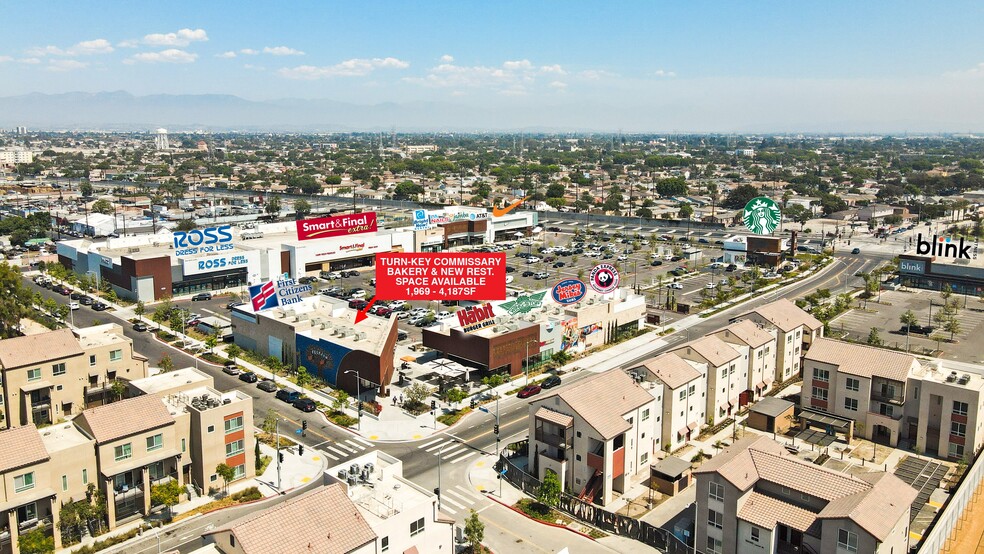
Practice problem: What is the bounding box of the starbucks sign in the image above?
[743,196,782,235]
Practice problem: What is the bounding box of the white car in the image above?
[69,302,80,310]
[617,255,628,261]
[526,257,541,264]
[436,311,453,320]
[667,283,684,290]
[705,282,718,290]
[505,275,515,284]
[389,300,407,310]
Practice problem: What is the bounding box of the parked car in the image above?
[436,311,453,320]
[257,379,278,393]
[505,265,516,273]
[133,322,149,332]
[541,375,562,389]
[651,260,663,266]
[667,282,684,290]
[276,389,302,403]
[226,300,245,309]
[293,397,317,412]
[69,301,80,310]
[725,264,738,272]
[706,282,718,290]
[70,291,81,300]
[397,330,409,341]
[517,385,542,399]
[58,286,71,296]
[698,238,710,244]
[349,289,367,299]
[79,296,94,305]
[191,292,212,301]
[92,302,108,311]
[348,299,369,310]
[298,276,318,285]
[553,262,565,268]
[222,362,241,375]
[526,257,541,264]
[534,272,550,280]
[522,270,535,277]
[851,248,861,254]
[238,371,258,383]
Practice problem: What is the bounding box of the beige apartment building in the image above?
[671,335,745,425]
[712,319,778,401]
[0,325,148,428]
[629,352,706,452]
[695,435,915,554]
[733,298,823,383]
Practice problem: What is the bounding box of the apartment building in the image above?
[801,338,920,447]
[527,370,658,506]
[695,435,916,554]
[671,335,745,425]
[629,352,706,452]
[906,362,984,461]
[712,319,778,401]
[0,325,149,428]
[733,298,823,383]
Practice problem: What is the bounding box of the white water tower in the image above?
[154,128,170,151]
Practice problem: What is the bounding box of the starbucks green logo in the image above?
[499,291,547,315]
[743,196,781,235]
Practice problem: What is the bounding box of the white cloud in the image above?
[499,85,528,96]
[577,69,618,80]
[406,58,576,95]
[279,57,409,79]
[243,64,266,71]
[239,49,259,55]
[117,39,139,48]
[440,54,454,63]
[25,38,114,57]
[549,81,568,90]
[124,49,198,64]
[502,59,533,71]
[25,45,66,57]
[17,57,41,64]
[216,51,237,59]
[539,64,566,75]
[944,62,984,78]
[263,46,304,56]
[46,59,89,72]
[143,28,208,47]
[0,56,11,63]
[654,69,677,78]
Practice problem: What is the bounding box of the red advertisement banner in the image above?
[295,212,377,241]
[375,253,506,301]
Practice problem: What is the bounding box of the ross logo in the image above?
[250,281,278,311]
[493,197,527,218]
[742,197,782,235]
[173,225,234,257]
[588,264,620,294]
[915,234,978,260]
[457,303,496,332]
[551,279,587,305]
[499,291,547,315]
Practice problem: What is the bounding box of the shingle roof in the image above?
[206,484,376,554]
[738,491,818,533]
[805,338,917,382]
[534,407,574,427]
[0,425,49,472]
[632,353,703,390]
[672,335,741,368]
[738,298,823,332]
[75,395,174,444]
[718,319,775,348]
[535,370,654,440]
[0,328,83,369]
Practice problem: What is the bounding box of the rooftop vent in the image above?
[959,374,971,385]
[946,371,958,383]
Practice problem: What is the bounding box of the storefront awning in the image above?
[755,381,767,390]
[688,421,699,431]
[764,377,774,385]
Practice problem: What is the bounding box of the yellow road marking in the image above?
[413,434,422,439]
[910,532,923,540]
[301,477,311,483]
[312,456,320,462]
[476,461,485,468]
[370,435,380,440]
[928,500,943,508]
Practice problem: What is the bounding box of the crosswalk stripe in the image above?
[448,451,478,464]
[439,495,466,510]
[321,450,340,461]
[326,445,349,457]
[444,488,473,503]
[419,438,445,449]
[453,485,474,496]
[439,445,467,458]
[344,440,366,450]
[425,441,454,453]
[350,436,374,447]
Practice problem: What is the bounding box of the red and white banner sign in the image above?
[375,253,506,301]
[295,212,377,241]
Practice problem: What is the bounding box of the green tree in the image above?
[159,354,174,373]
[866,327,883,346]
[90,199,114,214]
[944,314,961,341]
[722,184,760,210]
[537,469,561,507]
[150,479,183,519]
[464,509,486,552]
[80,181,94,197]
[134,300,146,319]
[900,310,918,350]
[18,527,54,554]
[678,202,694,219]
[226,344,242,362]
[0,263,34,337]
[169,311,184,336]
[110,379,127,401]
[205,332,219,353]
[215,463,236,494]
[261,409,278,434]
[393,181,424,200]
[331,390,350,414]
[294,199,312,219]
[176,219,196,231]
[441,387,468,407]
[404,381,432,406]
[296,366,310,389]
[265,196,282,216]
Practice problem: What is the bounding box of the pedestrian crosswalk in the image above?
[321,436,374,461]
[418,436,483,464]
[439,485,483,515]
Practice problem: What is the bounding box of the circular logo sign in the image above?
[588,264,620,294]
[743,196,781,235]
[551,279,587,305]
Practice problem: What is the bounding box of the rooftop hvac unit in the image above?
[959,374,972,385]
[492,326,500,332]
[278,311,287,319]
[946,371,958,383]
[355,332,367,341]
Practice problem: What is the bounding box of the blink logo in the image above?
[915,234,978,260]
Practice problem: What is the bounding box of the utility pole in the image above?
[495,394,501,497]
[275,417,282,491]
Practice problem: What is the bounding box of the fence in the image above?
[916,450,984,554]
[498,443,691,553]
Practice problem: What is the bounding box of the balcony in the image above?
[535,429,569,449]
[30,398,51,410]
[870,391,905,406]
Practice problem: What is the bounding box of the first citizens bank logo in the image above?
[249,277,313,312]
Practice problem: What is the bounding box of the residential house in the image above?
[733,298,823,383]
[712,320,778,402]
[629,352,706,452]
[670,335,745,425]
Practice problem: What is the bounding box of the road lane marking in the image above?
[419,437,445,449]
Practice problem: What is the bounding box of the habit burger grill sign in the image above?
[296,212,377,241]
[457,303,496,333]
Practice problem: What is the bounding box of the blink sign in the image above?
[915,234,978,260]
[173,225,233,257]
[899,259,926,274]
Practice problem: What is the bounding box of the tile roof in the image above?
[672,335,741,368]
[0,328,83,369]
[738,491,818,533]
[717,319,776,348]
[534,407,574,427]
[0,425,49,472]
[805,338,917,382]
[818,472,917,541]
[206,484,376,554]
[748,449,869,501]
[738,298,823,332]
[632,352,703,390]
[75,395,174,444]
[535,370,654,440]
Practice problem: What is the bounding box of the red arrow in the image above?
[354,297,377,324]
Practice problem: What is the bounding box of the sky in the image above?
[2,1,984,131]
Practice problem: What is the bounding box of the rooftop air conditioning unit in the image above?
[959,374,972,385]
[946,371,958,383]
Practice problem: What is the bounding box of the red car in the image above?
[517,385,542,399]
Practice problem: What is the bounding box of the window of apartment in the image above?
[410,517,425,537]
[14,472,35,493]
[230,536,235,548]
[750,527,760,543]
[27,368,41,382]
[720,367,727,379]
[813,368,829,382]
[879,404,894,418]
[757,350,763,358]
[844,397,858,411]
[708,509,723,529]
[765,346,771,356]
[114,443,132,462]
[706,537,722,554]
[729,364,735,374]
[181,438,186,453]
[381,536,389,552]
[207,425,215,433]
[17,503,36,523]
[951,422,967,437]
[846,378,860,392]
[812,387,828,401]
[82,469,87,485]
[709,481,724,502]
[225,416,244,433]
[62,475,68,491]
[787,334,793,343]
[838,529,859,553]
[679,390,687,401]
[109,349,122,362]
[226,439,245,457]
[146,434,163,452]
[688,384,696,395]
[233,464,245,480]
[89,355,96,367]
[796,330,802,339]
[949,443,965,459]
[641,408,650,422]
[52,363,66,376]
[954,401,969,417]
[640,452,648,465]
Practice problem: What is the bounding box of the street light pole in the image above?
[275,417,282,491]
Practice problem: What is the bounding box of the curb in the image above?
[483,494,597,541]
